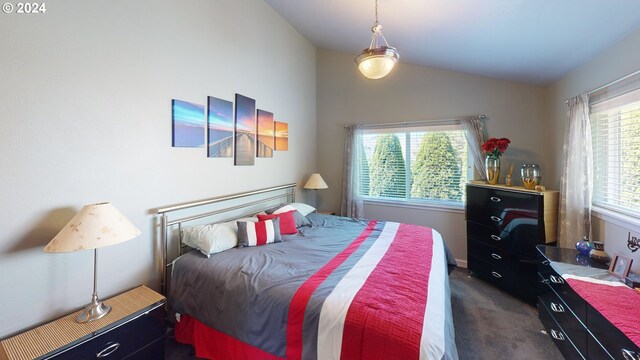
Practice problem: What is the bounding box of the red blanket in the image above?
[566,277,640,347]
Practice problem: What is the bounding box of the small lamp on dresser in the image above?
[44,202,141,323]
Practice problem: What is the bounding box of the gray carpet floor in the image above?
[165,267,564,359]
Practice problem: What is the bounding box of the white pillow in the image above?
[182,222,239,257]
[272,205,297,214]
[287,203,316,216]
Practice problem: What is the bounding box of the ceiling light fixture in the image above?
[354,0,399,80]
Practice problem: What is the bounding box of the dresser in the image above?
[466,182,559,303]
[0,286,165,360]
[538,246,640,360]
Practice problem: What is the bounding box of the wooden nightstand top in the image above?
[0,285,165,360]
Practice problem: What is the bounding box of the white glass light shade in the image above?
[304,173,329,190]
[355,46,399,80]
[44,202,141,253]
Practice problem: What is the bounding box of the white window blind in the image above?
[360,123,469,204]
[590,85,640,217]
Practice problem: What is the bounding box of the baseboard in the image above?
[456,259,467,268]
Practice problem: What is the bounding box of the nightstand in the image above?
[0,285,165,360]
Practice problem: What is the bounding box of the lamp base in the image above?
[75,299,111,323]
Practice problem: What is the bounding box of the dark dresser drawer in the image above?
[467,238,511,262]
[52,306,165,360]
[538,299,585,360]
[538,284,587,355]
[587,304,640,360]
[466,221,541,257]
[588,334,615,360]
[468,254,538,301]
[466,185,541,212]
[125,336,165,359]
[466,205,540,231]
[537,263,587,325]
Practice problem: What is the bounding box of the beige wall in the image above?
[316,49,549,264]
[0,0,316,337]
[548,27,640,273]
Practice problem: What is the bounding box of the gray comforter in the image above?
[169,213,458,359]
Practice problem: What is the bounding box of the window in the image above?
[590,81,640,218]
[359,122,470,205]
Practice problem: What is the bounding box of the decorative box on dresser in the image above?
[538,246,640,360]
[0,285,165,360]
[466,182,559,303]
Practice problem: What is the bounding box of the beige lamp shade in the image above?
[44,202,141,253]
[304,173,328,190]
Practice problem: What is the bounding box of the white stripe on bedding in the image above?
[265,219,275,243]
[562,273,628,287]
[247,223,257,246]
[420,229,446,360]
[316,222,400,360]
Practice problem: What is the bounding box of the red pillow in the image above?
[257,210,297,235]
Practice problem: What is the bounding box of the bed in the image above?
[158,184,458,360]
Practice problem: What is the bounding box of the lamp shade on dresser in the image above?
[465,182,559,303]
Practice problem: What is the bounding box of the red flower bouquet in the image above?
[482,137,510,159]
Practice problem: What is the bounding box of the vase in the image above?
[521,164,541,189]
[485,156,500,185]
[575,238,593,255]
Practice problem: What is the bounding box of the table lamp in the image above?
[44,202,141,323]
[304,173,328,210]
[304,173,328,190]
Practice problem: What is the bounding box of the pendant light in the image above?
[355,0,400,80]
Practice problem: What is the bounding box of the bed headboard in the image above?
[154,183,296,295]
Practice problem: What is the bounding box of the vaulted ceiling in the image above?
[264,0,640,84]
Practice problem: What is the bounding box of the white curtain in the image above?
[461,116,487,180]
[558,93,593,248]
[340,125,364,218]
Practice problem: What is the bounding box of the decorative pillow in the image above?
[234,217,259,225]
[270,205,312,228]
[271,204,296,214]
[289,203,317,216]
[237,218,282,247]
[257,210,298,234]
[181,222,238,257]
[267,203,316,216]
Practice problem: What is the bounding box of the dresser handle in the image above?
[542,260,550,265]
[490,216,502,222]
[491,271,502,278]
[96,342,120,358]
[622,349,640,360]
[490,196,501,203]
[491,253,502,260]
[550,329,565,341]
[490,234,501,241]
[549,275,565,284]
[550,302,565,313]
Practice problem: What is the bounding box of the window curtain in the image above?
[340,125,364,218]
[558,93,593,248]
[461,116,487,180]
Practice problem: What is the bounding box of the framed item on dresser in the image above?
[609,253,633,279]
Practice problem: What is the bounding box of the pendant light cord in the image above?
[375,0,379,24]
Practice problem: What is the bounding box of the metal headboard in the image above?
[154,183,296,296]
